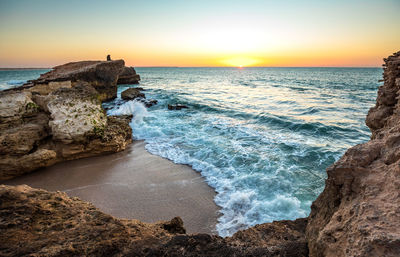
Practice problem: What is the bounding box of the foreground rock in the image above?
[306,51,400,257]
[0,59,138,180]
[0,185,308,257]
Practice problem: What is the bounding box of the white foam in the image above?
[108,100,149,124]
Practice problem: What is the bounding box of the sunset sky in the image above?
[0,0,399,67]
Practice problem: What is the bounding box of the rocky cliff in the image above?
[1,52,399,257]
[0,60,139,180]
[306,51,400,257]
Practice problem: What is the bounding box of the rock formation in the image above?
[0,184,308,257]
[306,51,400,257]
[26,60,125,101]
[117,67,141,85]
[0,59,139,180]
[121,87,145,100]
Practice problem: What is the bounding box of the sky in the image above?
[0,0,399,67]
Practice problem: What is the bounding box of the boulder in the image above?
[117,66,141,84]
[137,98,158,108]
[121,88,145,100]
[168,104,189,110]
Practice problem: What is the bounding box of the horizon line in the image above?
[0,65,382,70]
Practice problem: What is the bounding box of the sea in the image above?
[0,67,381,237]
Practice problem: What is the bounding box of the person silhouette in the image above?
[107,55,111,61]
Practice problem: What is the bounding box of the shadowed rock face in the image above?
[117,67,141,85]
[306,51,400,257]
[121,87,145,100]
[28,60,125,101]
[0,185,308,257]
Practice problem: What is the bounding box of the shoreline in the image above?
[5,140,220,234]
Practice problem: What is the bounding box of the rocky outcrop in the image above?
[117,67,141,85]
[0,184,307,257]
[0,58,139,180]
[121,87,145,100]
[26,60,125,101]
[306,51,400,257]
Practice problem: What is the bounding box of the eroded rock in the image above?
[0,185,308,257]
[0,61,136,180]
[306,51,400,257]
[117,66,141,85]
[121,87,145,100]
[28,60,125,101]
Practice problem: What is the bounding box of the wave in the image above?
[7,79,26,85]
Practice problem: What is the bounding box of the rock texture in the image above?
[0,59,138,180]
[121,88,145,100]
[306,51,400,257]
[0,185,307,257]
[117,67,141,85]
[27,60,125,101]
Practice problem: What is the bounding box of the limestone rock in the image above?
[47,84,107,144]
[29,60,125,101]
[27,81,72,95]
[0,185,308,257]
[306,51,400,257]
[121,88,145,100]
[0,91,38,129]
[0,83,133,180]
[117,66,141,84]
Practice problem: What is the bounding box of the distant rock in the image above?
[134,98,158,108]
[117,66,141,85]
[168,104,189,110]
[27,60,126,101]
[121,88,145,100]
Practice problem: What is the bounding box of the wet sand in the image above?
[5,141,219,234]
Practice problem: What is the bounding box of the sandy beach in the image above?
[5,140,219,234]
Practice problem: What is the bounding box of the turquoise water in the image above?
[1,67,381,236]
[0,69,50,90]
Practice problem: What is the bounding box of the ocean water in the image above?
[0,69,50,90]
[1,67,381,237]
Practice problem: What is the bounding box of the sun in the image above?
[222,57,260,67]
